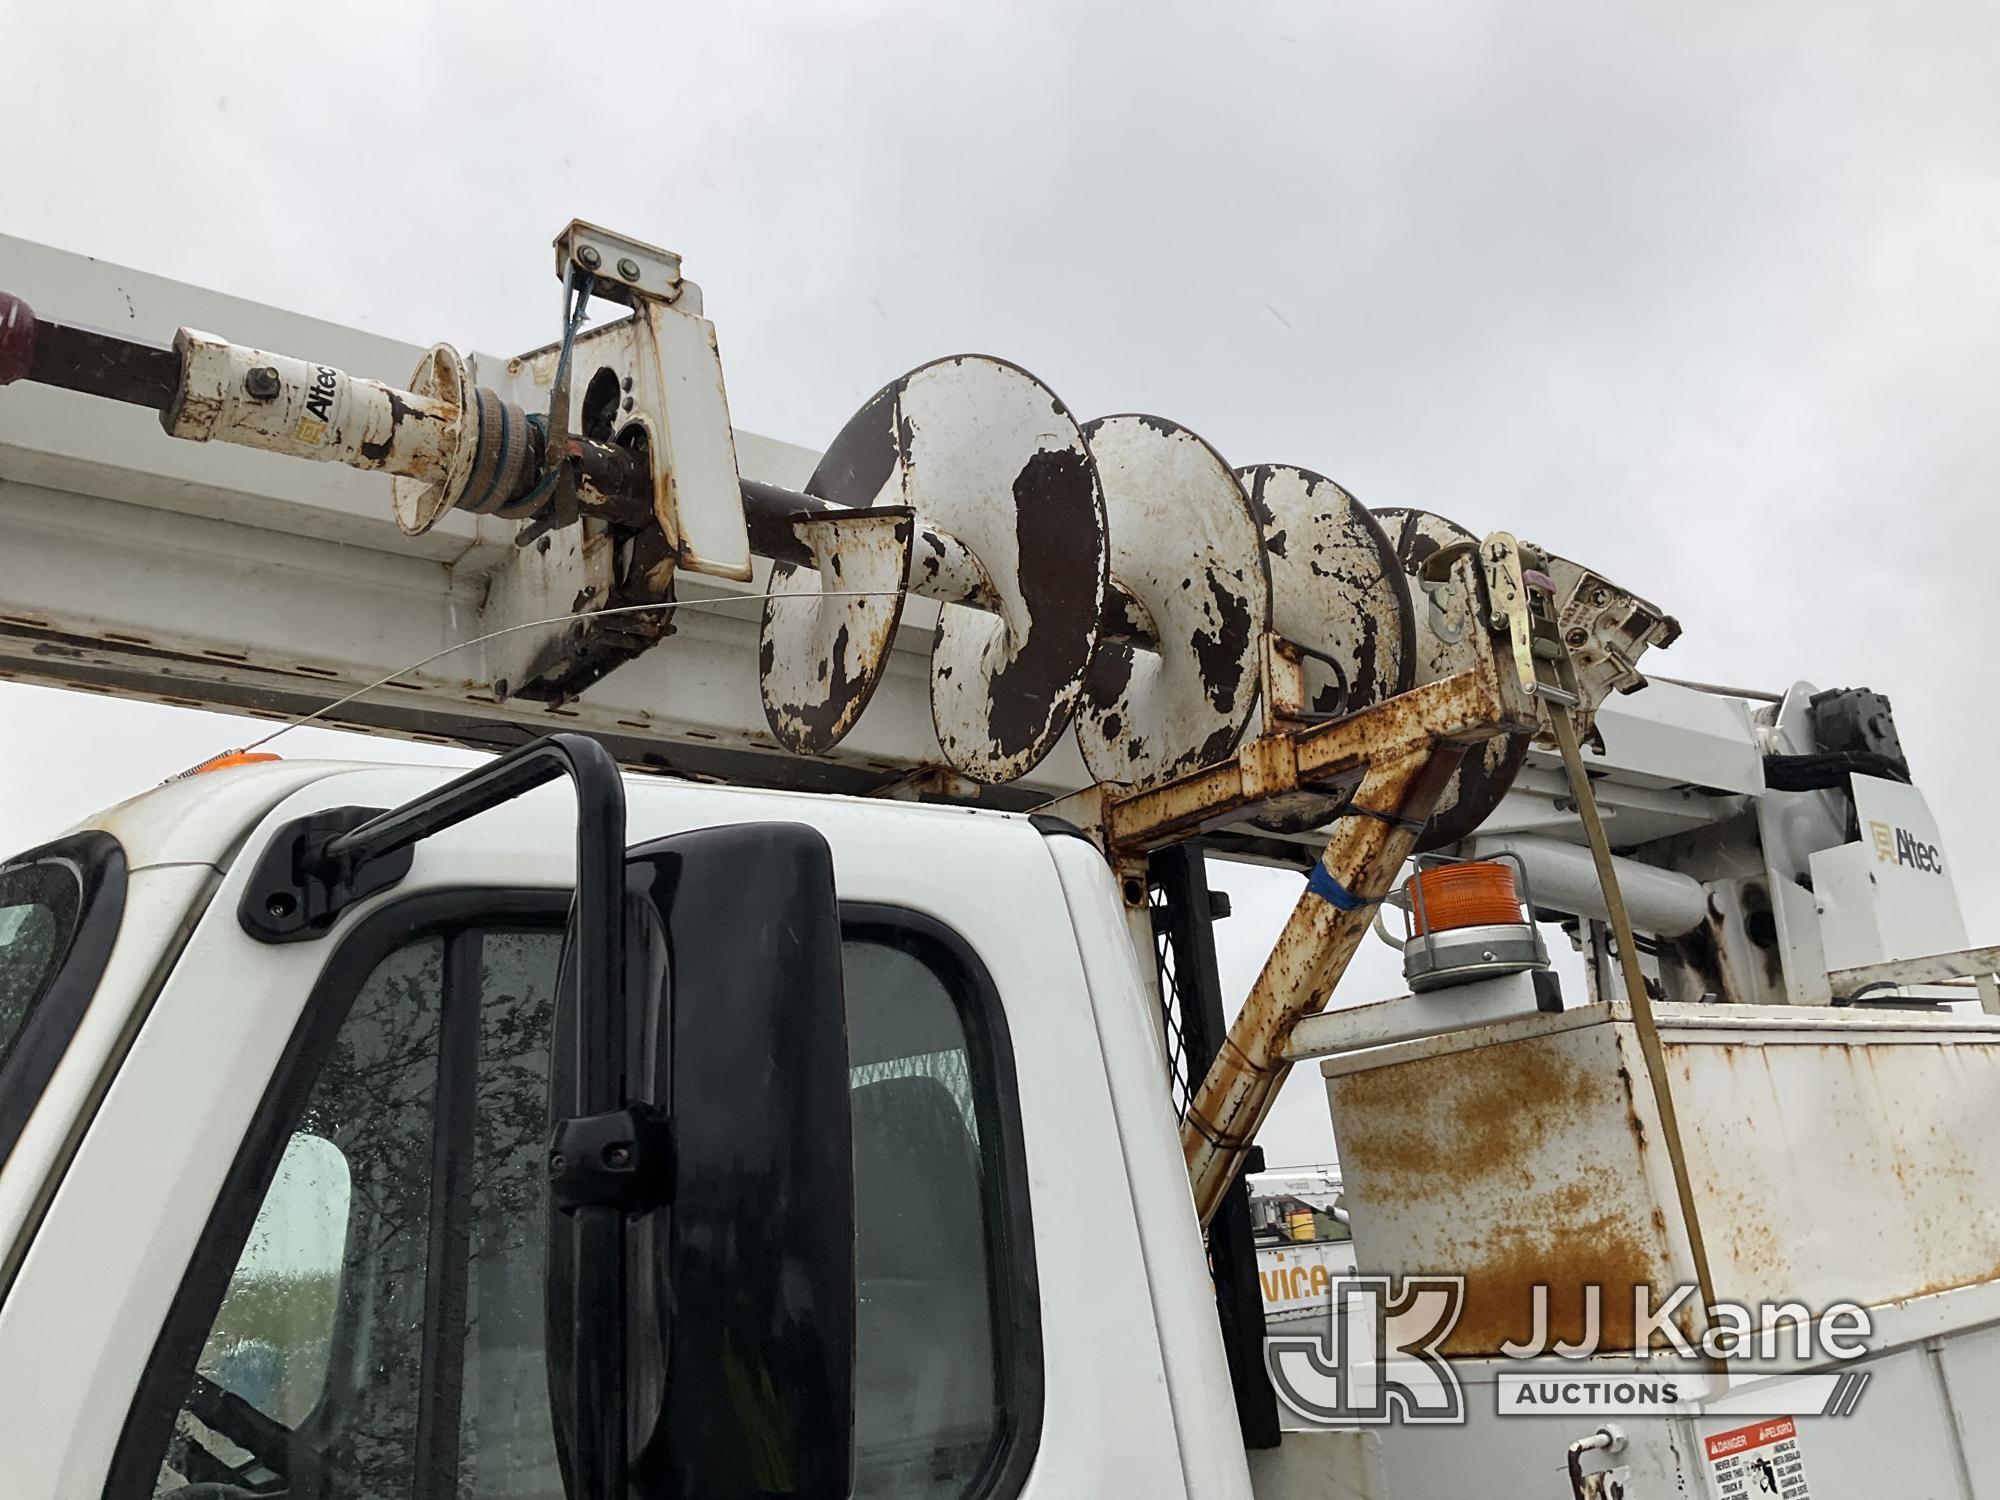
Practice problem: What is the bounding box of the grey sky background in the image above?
[4,0,1998,1165]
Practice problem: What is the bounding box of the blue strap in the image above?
[1306,864,1380,912]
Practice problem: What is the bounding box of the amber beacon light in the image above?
[1398,854,1550,992]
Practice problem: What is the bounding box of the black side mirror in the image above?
[549,821,855,1500]
[232,733,854,1496]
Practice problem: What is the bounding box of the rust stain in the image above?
[1111,664,1514,854]
[1728,1213,1785,1285]
[1337,1035,1608,1187]
[1443,1213,1662,1355]
[1075,414,1267,789]
[1333,1035,1694,1354]
[1904,1258,2000,1303]
[759,508,913,755]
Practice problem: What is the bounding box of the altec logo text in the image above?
[1871,819,1943,874]
[293,365,340,446]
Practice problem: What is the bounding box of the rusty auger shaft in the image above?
[0,289,1158,644]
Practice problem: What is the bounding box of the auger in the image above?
[0,218,1667,829]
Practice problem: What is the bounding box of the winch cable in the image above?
[225,589,905,756]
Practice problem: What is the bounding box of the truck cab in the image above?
[14,223,2000,1500]
[0,756,1249,1499]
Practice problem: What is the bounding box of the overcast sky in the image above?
[4,0,1998,1167]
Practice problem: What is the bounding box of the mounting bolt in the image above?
[576,244,602,270]
[617,257,642,281]
[605,1143,632,1168]
[244,365,282,400]
[621,375,634,392]
[548,1152,567,1175]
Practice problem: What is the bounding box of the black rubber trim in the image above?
[843,903,1045,1500]
[104,888,568,1500]
[1763,749,1911,792]
[412,926,484,1500]
[0,829,126,1169]
[1148,843,1279,1449]
[1027,813,1094,846]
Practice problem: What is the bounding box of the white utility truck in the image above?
[4,223,2000,1500]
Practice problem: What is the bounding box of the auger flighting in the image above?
[0,219,1675,841]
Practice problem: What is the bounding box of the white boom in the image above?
[0,231,1028,804]
[0,229,1684,867]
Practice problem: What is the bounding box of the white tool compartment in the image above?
[1324,999,2000,1355]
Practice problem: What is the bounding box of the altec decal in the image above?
[294,365,339,445]
[1870,820,1944,874]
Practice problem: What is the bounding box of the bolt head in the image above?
[548,1153,567,1174]
[576,244,602,270]
[617,257,642,281]
[605,1144,632,1168]
[244,365,282,400]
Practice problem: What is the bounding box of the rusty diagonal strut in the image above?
[1181,741,1466,1220]
[1082,537,1543,1227]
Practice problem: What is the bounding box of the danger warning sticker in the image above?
[1706,1416,1810,1498]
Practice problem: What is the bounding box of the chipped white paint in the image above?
[1076,415,1269,789]
[760,508,912,754]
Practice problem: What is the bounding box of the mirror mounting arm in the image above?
[550,1102,674,1214]
[241,732,635,1498]
[241,732,626,960]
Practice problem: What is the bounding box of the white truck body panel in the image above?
[0,764,1248,1499]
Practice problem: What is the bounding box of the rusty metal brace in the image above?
[1166,538,1541,1226]
[1343,802,1430,835]
[1180,740,1469,1223]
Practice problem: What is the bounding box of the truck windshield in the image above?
[0,832,126,1161]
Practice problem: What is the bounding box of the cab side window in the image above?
[845,923,1033,1495]
[127,904,1037,1500]
[142,925,563,1500]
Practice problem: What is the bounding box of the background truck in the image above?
[5,223,2000,1499]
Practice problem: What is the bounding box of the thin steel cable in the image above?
[235,589,904,753]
